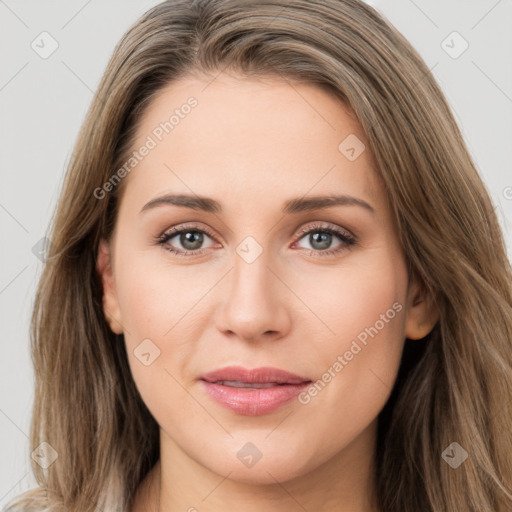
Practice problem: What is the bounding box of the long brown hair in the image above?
[5,0,512,510]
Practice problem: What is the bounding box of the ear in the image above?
[96,238,124,335]
[404,272,439,340]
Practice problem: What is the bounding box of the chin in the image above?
[199,438,317,485]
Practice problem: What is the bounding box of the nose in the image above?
[214,246,292,343]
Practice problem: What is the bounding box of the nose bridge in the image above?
[230,227,273,297]
[215,234,290,341]
[230,239,276,314]
[232,243,271,301]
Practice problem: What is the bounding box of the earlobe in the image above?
[97,238,124,335]
[404,275,439,340]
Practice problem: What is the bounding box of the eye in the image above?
[155,221,357,258]
[156,223,216,257]
[292,222,356,258]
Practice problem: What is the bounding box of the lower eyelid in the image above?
[158,223,356,256]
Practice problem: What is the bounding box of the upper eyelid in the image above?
[158,222,357,260]
[295,222,354,238]
[162,223,216,240]
[160,221,355,244]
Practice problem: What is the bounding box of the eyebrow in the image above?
[140,193,375,216]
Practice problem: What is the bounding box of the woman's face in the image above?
[98,71,432,485]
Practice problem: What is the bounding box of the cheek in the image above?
[113,251,208,402]
[295,252,407,417]
[335,267,405,355]
[112,253,168,369]
[115,249,204,336]
[291,251,406,353]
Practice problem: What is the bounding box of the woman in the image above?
[5,0,512,510]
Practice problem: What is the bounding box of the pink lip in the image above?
[199,366,312,416]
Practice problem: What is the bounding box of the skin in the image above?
[97,71,439,512]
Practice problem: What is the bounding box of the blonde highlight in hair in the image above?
[5,0,512,510]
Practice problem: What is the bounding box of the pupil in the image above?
[311,232,331,250]
[177,230,333,252]
[181,231,203,250]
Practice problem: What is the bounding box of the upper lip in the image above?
[200,366,312,385]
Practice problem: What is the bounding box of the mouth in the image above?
[200,365,311,385]
[209,381,292,388]
[199,366,312,416]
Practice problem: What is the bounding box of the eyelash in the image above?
[155,222,357,259]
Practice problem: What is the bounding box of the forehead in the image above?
[119,72,384,214]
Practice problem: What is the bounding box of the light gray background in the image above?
[1,0,511,506]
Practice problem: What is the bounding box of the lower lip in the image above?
[200,380,310,416]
